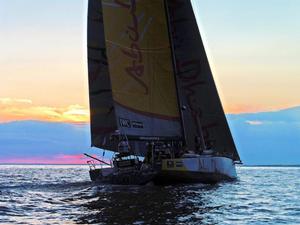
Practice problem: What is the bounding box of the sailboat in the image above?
[86,0,241,185]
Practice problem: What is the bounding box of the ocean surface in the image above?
[0,165,299,225]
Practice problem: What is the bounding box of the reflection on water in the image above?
[76,184,220,224]
[0,165,300,225]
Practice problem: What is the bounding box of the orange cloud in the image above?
[0,98,89,123]
[223,103,300,114]
[0,98,33,105]
[223,103,268,114]
[1,98,298,123]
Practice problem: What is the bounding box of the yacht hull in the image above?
[89,168,157,185]
[89,155,237,185]
[154,156,237,184]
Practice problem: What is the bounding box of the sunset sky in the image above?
[0,0,300,165]
[1,0,300,124]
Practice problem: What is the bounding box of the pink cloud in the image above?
[0,154,91,165]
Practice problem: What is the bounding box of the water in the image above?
[0,165,299,225]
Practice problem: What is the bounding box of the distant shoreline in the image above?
[0,164,299,167]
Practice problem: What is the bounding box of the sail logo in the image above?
[132,121,143,129]
[115,0,148,95]
[119,118,131,128]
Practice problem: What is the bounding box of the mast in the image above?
[163,0,186,146]
[164,0,205,152]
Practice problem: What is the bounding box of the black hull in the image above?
[89,169,102,182]
[89,169,157,185]
[89,169,234,185]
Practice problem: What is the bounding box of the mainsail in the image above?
[166,0,240,161]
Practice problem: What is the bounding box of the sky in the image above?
[1,107,300,165]
[0,0,299,164]
[0,0,88,122]
[1,0,300,123]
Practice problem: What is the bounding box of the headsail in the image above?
[167,0,240,161]
[88,0,118,151]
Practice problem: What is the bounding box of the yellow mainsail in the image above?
[102,0,180,120]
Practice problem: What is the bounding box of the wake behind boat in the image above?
[86,0,241,185]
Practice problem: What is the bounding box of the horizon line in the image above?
[0,163,299,167]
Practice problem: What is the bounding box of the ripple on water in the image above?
[0,165,300,225]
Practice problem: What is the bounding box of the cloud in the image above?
[0,98,89,123]
[1,104,300,165]
[245,120,264,125]
[224,104,265,114]
[225,103,300,114]
[62,105,89,122]
[0,154,112,165]
[0,98,32,105]
[0,154,87,165]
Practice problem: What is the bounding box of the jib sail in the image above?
[88,0,118,151]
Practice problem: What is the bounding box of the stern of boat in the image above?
[155,155,237,184]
